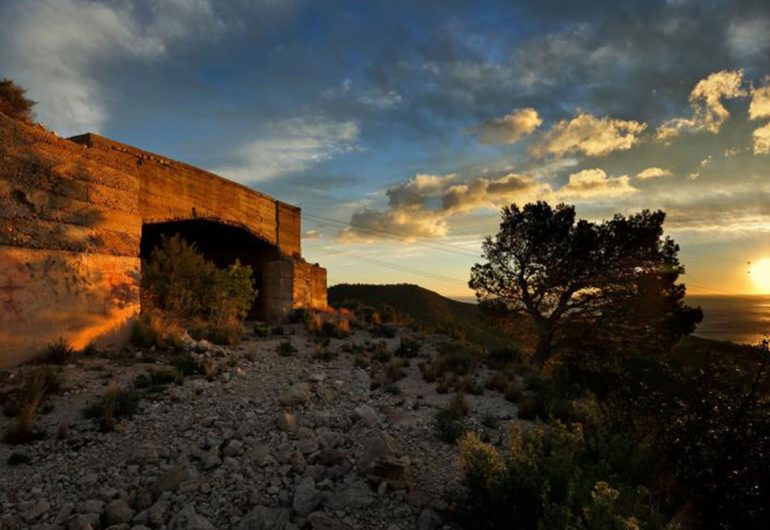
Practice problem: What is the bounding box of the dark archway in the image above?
[140,219,281,319]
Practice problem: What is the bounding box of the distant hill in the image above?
[328,283,523,349]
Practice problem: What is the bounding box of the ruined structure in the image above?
[0,113,326,367]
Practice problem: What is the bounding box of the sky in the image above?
[1,0,769,297]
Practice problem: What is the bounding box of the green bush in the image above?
[141,235,256,345]
[276,341,297,357]
[83,385,140,432]
[133,369,180,390]
[253,322,271,337]
[434,342,477,376]
[435,406,466,444]
[456,424,656,530]
[172,354,204,376]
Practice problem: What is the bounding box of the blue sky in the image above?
[1,0,769,295]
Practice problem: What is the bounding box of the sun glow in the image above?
[748,258,770,294]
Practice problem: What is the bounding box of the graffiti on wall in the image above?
[0,251,140,323]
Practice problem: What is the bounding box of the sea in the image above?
[454,294,770,345]
[687,295,770,345]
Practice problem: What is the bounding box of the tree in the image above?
[469,202,701,367]
[0,78,35,122]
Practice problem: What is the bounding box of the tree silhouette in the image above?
[469,202,702,366]
[0,78,35,122]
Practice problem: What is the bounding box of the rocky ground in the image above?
[0,323,520,530]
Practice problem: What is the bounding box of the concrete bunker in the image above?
[140,219,281,320]
[0,113,327,367]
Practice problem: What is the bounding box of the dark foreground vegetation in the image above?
[456,203,768,530]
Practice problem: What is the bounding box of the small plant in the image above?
[385,359,406,383]
[384,383,402,395]
[253,322,271,337]
[3,368,59,444]
[312,347,336,362]
[271,326,285,336]
[485,371,509,393]
[41,337,75,365]
[448,392,470,417]
[486,347,523,370]
[436,377,451,394]
[79,343,99,357]
[504,381,524,403]
[276,341,298,357]
[371,324,397,338]
[434,406,466,444]
[172,354,204,376]
[319,319,350,339]
[202,359,218,381]
[434,342,477,377]
[354,353,370,368]
[481,413,499,429]
[395,337,422,358]
[133,369,179,390]
[288,308,310,323]
[517,396,539,420]
[372,342,392,363]
[130,312,184,350]
[420,362,438,383]
[83,385,140,432]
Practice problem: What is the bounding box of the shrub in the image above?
[516,396,539,420]
[379,304,397,322]
[371,324,397,338]
[504,381,524,403]
[384,383,402,395]
[435,406,466,444]
[276,341,297,357]
[372,342,392,363]
[420,362,438,383]
[271,326,284,336]
[142,235,256,345]
[395,337,422,358]
[130,312,184,350]
[288,308,310,324]
[485,347,522,370]
[133,369,179,389]
[485,371,509,393]
[3,368,59,444]
[41,337,75,365]
[172,353,204,376]
[354,353,370,368]
[253,322,271,337]
[448,392,470,417]
[202,359,218,381]
[435,342,477,376]
[83,385,140,432]
[385,359,406,383]
[319,319,349,339]
[455,424,653,530]
[312,347,336,362]
[0,78,35,121]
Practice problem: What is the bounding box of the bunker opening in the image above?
[140,219,282,320]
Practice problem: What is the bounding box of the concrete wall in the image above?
[0,114,326,367]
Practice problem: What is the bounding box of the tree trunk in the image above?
[533,321,555,367]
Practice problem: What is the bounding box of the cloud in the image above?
[215,115,360,182]
[727,17,770,62]
[340,171,549,241]
[752,123,770,155]
[749,80,770,119]
[340,208,449,242]
[472,108,542,144]
[0,0,224,134]
[304,229,322,240]
[636,167,673,179]
[556,168,638,200]
[656,70,746,140]
[358,89,403,109]
[531,113,646,158]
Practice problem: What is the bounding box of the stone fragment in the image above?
[292,477,324,516]
[102,499,135,527]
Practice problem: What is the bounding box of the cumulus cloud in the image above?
[358,89,403,109]
[727,18,770,62]
[216,115,360,182]
[472,108,542,144]
[636,167,672,180]
[340,171,550,241]
[656,70,746,140]
[556,168,638,200]
[531,113,646,158]
[304,229,322,239]
[749,80,770,119]
[752,123,770,155]
[0,0,224,134]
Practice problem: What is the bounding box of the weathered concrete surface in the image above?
[0,114,326,366]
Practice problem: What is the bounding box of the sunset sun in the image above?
[748,258,770,294]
